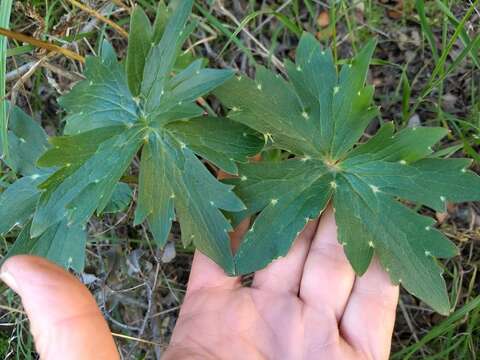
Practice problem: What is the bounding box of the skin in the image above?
[0,207,398,359]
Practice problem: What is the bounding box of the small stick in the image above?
[67,0,129,38]
[111,0,132,14]
[111,332,165,347]
[0,27,85,63]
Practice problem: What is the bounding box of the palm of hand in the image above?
[165,208,399,360]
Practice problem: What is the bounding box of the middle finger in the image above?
[300,206,356,320]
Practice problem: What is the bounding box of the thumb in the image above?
[0,255,119,360]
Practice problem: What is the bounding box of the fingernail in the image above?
[0,270,19,293]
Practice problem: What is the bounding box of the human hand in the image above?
[0,207,398,360]
[164,207,399,360]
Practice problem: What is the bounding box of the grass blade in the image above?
[194,3,256,65]
[411,0,479,116]
[392,296,480,359]
[435,0,480,69]
[218,9,302,58]
[0,0,12,163]
[416,0,439,62]
[401,71,411,124]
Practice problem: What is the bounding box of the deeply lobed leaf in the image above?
[25,1,262,273]
[60,55,138,135]
[0,103,50,176]
[32,127,144,237]
[0,105,88,271]
[215,32,480,314]
[8,221,86,273]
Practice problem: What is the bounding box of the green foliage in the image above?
[101,182,132,215]
[392,296,480,359]
[0,0,13,162]
[0,105,87,272]
[214,33,480,314]
[0,0,261,274]
[126,6,153,97]
[8,221,86,273]
[0,103,50,176]
[2,1,479,320]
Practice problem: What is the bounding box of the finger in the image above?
[252,219,318,294]
[0,255,118,360]
[186,251,241,294]
[300,206,356,319]
[186,214,249,295]
[340,257,399,360]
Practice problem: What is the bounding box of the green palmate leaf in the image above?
[126,0,193,97]
[152,0,184,44]
[333,177,457,314]
[215,32,480,314]
[1,103,49,176]
[30,2,262,273]
[7,221,86,272]
[0,104,50,234]
[341,157,480,212]
[141,0,193,113]
[37,126,124,168]
[345,122,447,163]
[0,105,88,270]
[166,116,262,175]
[134,135,175,247]
[135,132,247,271]
[233,160,333,274]
[31,127,144,237]
[60,49,138,135]
[152,0,169,42]
[0,174,46,234]
[163,68,234,109]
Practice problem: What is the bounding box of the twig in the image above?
[112,332,165,347]
[67,0,129,38]
[126,262,161,358]
[183,35,217,55]
[399,299,426,357]
[4,2,114,81]
[0,27,85,62]
[216,3,284,71]
[149,306,180,319]
[253,0,293,33]
[0,304,26,315]
[5,62,34,81]
[40,60,84,81]
[111,0,131,14]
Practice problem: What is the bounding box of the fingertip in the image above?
[2,255,67,279]
[252,219,317,294]
[355,257,399,302]
[0,255,119,360]
[187,251,240,294]
[1,255,85,299]
[314,205,338,243]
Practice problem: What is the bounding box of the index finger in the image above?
[186,251,241,295]
[186,216,249,294]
